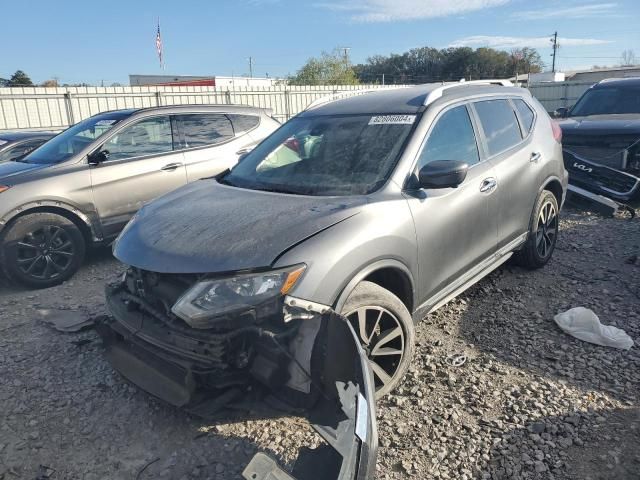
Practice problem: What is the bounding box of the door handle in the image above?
[480,177,497,193]
[530,152,541,163]
[161,162,183,172]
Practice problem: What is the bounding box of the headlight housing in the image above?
[172,265,306,328]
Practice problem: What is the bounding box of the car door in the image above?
[472,98,540,249]
[176,113,258,182]
[89,115,188,238]
[405,103,499,308]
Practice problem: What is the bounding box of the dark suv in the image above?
[555,77,640,205]
[0,105,278,288]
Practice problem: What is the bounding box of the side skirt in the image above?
[413,233,527,321]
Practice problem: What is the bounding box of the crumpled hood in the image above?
[0,161,47,180]
[559,114,640,138]
[113,179,366,274]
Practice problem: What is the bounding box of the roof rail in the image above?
[305,86,404,111]
[423,79,513,106]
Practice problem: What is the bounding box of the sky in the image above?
[1,0,638,85]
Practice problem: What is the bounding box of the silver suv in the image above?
[105,80,567,390]
[0,105,279,288]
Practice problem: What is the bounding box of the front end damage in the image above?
[97,268,377,480]
[563,134,640,209]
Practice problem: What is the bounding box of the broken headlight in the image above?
[171,265,306,328]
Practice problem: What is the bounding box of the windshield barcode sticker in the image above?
[369,115,416,125]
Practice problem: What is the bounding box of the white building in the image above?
[129,74,284,88]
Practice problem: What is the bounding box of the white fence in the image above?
[0,84,401,131]
[0,81,597,131]
[527,81,593,112]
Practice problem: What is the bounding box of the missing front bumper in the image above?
[99,282,377,480]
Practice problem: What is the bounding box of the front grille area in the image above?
[563,133,640,171]
[103,268,298,392]
[564,150,640,202]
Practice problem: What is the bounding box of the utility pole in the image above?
[248,57,254,78]
[337,46,351,64]
[551,32,559,73]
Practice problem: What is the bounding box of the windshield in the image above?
[570,86,640,116]
[20,112,130,164]
[221,114,415,196]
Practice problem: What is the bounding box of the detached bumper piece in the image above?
[564,149,640,209]
[99,276,377,480]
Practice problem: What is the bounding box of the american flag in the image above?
[155,21,163,69]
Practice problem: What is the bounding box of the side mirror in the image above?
[236,147,254,163]
[553,107,569,118]
[418,160,469,189]
[88,149,109,165]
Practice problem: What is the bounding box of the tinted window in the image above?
[474,100,523,156]
[103,116,173,161]
[178,114,234,148]
[222,114,414,196]
[0,140,46,162]
[229,114,260,133]
[21,112,128,164]
[571,86,640,116]
[418,105,479,169]
[513,98,535,135]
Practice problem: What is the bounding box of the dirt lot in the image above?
[0,208,638,480]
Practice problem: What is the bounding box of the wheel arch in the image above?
[0,202,99,245]
[540,176,564,207]
[334,259,416,314]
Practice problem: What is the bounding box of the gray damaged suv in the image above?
[99,81,567,479]
[0,105,278,288]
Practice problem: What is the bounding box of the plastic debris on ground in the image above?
[553,307,634,350]
[37,309,96,333]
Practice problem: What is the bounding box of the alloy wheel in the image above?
[15,225,75,281]
[345,306,406,393]
[535,201,558,259]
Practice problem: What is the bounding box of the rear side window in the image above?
[474,99,523,156]
[418,105,480,169]
[229,114,260,134]
[178,114,234,148]
[513,98,535,135]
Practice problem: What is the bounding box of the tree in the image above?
[289,49,359,85]
[0,78,8,87]
[41,79,59,87]
[621,49,637,66]
[354,46,544,85]
[8,70,34,86]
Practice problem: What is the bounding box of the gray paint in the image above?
[112,84,567,314]
[0,105,279,243]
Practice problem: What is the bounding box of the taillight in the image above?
[551,119,563,143]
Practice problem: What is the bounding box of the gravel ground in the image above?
[0,208,638,480]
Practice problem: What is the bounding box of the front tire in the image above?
[0,213,86,289]
[516,190,559,269]
[341,281,415,399]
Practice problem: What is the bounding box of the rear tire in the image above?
[0,213,86,289]
[515,190,559,269]
[341,281,415,399]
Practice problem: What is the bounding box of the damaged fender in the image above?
[97,283,377,480]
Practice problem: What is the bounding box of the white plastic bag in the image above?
[554,307,634,350]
